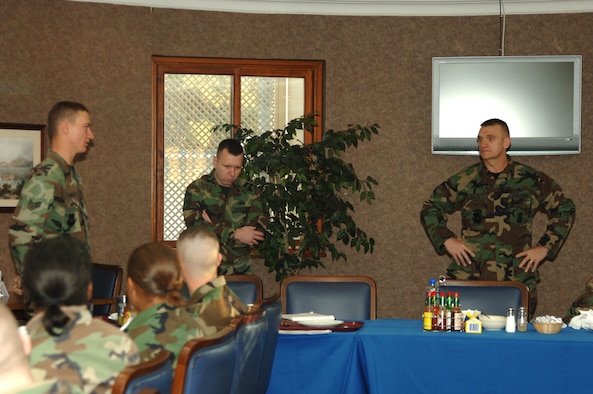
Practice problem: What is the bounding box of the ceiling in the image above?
[68,0,593,16]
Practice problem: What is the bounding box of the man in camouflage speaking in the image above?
[183,138,268,275]
[9,101,93,294]
[420,118,575,318]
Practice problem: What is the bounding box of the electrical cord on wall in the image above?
[499,0,506,56]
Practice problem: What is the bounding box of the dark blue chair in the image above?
[253,295,282,394]
[171,326,236,394]
[112,350,173,394]
[281,275,377,321]
[440,279,529,316]
[91,263,123,316]
[230,311,267,394]
[225,275,264,306]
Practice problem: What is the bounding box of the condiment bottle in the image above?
[437,292,447,331]
[423,291,434,331]
[452,292,463,332]
[517,306,528,332]
[116,295,128,326]
[505,307,516,333]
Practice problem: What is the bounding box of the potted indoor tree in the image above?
[215,113,379,281]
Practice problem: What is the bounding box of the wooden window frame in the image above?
[151,56,324,244]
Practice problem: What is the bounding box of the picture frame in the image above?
[0,123,47,212]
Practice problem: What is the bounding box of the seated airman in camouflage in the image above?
[563,276,593,323]
[124,242,216,367]
[0,304,82,394]
[23,237,139,394]
[177,226,249,330]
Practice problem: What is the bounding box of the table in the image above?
[268,330,367,393]
[268,319,593,394]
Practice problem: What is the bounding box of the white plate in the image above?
[298,320,344,327]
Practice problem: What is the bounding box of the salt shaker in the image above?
[517,306,528,332]
[505,307,516,333]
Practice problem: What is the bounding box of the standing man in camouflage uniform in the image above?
[183,139,269,274]
[9,101,93,294]
[177,226,249,329]
[420,118,575,318]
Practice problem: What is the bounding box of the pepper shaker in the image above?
[517,306,528,332]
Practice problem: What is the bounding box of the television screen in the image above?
[432,55,582,155]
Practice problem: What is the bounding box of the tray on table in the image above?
[280,319,364,332]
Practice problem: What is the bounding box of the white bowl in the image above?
[480,315,506,331]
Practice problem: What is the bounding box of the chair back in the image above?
[230,311,267,394]
[281,275,377,320]
[225,275,264,306]
[171,326,236,394]
[91,262,123,316]
[112,350,173,394]
[440,279,529,316]
[252,295,282,394]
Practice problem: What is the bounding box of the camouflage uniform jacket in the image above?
[9,151,89,277]
[27,305,139,394]
[420,156,575,285]
[185,275,249,329]
[563,278,593,323]
[183,171,269,274]
[125,302,216,367]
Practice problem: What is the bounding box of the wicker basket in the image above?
[533,321,562,334]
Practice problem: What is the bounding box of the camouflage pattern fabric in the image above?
[183,171,268,274]
[26,305,139,394]
[125,302,216,367]
[421,156,575,316]
[185,275,249,330]
[9,151,89,277]
[563,278,593,323]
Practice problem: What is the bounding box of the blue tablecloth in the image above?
[268,319,593,394]
[267,330,366,393]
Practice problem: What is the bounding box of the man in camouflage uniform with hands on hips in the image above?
[9,101,93,294]
[183,138,269,275]
[420,118,575,319]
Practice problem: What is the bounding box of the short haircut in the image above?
[177,226,220,277]
[22,236,92,336]
[481,118,510,136]
[216,138,244,156]
[47,101,89,141]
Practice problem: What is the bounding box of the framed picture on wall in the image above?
[0,123,47,212]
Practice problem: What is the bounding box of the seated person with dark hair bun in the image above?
[23,236,139,394]
[124,242,216,367]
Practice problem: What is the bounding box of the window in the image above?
[152,57,324,242]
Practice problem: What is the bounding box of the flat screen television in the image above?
[432,55,582,155]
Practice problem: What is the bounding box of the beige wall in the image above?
[1,0,591,319]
